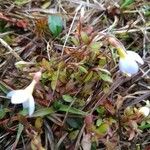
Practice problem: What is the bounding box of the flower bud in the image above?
[139,106,150,117]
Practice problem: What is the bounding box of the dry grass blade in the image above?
[44,120,55,150]
[0,38,22,61]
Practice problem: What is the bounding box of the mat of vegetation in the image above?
[0,0,150,150]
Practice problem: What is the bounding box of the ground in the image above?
[0,0,150,150]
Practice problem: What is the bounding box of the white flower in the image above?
[7,71,41,116]
[139,106,150,117]
[107,36,144,76]
[119,50,144,76]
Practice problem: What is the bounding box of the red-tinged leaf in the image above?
[31,135,45,150]
[84,26,93,34]
[101,99,115,115]
[16,19,28,29]
[145,145,150,150]
[128,130,135,141]
[114,95,125,110]
[104,139,118,150]
[0,13,28,29]
[36,99,50,107]
[0,13,13,22]
[65,79,75,92]
[85,115,93,128]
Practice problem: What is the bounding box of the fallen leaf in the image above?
[81,133,91,150]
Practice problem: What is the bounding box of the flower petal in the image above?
[127,51,144,65]
[7,90,30,104]
[7,91,17,98]
[119,56,139,75]
[139,106,150,117]
[22,95,35,116]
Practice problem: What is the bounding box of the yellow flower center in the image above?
[117,47,127,59]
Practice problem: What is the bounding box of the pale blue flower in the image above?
[7,71,41,116]
[139,106,150,117]
[119,51,144,76]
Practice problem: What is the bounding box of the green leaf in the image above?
[80,31,90,44]
[66,118,83,129]
[15,0,30,6]
[19,108,28,116]
[99,73,113,83]
[68,130,79,140]
[96,118,102,127]
[144,10,150,17]
[139,124,150,130]
[53,102,87,115]
[121,0,134,9]
[48,15,63,37]
[71,37,80,46]
[53,101,62,109]
[78,66,88,74]
[0,81,10,94]
[41,1,51,9]
[51,80,57,91]
[62,95,74,103]
[58,105,87,115]
[91,142,97,150]
[32,107,54,117]
[84,71,93,82]
[97,123,109,134]
[99,57,107,67]
[51,71,58,90]
[98,68,111,75]
[0,108,9,119]
[90,42,102,53]
[35,117,43,129]
[96,106,106,116]
[13,123,24,148]
[59,69,67,83]
[102,82,110,93]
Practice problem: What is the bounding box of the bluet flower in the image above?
[118,50,144,76]
[108,36,144,76]
[7,71,41,116]
[139,106,150,117]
